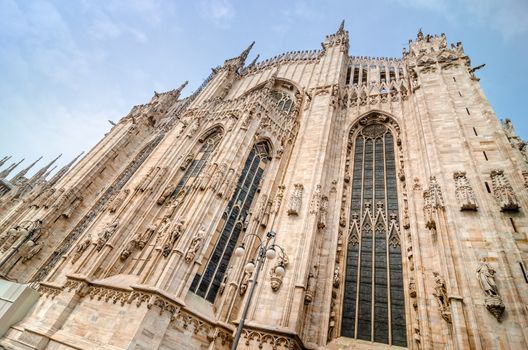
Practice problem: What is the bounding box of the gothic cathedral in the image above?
[0,23,527,350]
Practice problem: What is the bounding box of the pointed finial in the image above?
[176,80,189,94]
[11,156,43,183]
[417,28,424,41]
[239,41,255,62]
[247,54,260,69]
[28,154,62,183]
[0,155,12,168]
[0,158,24,179]
[338,20,345,33]
[44,165,58,179]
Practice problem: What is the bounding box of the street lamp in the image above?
[231,230,287,350]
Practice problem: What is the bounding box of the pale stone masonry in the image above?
[0,23,527,350]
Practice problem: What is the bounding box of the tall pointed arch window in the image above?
[190,141,271,302]
[173,128,223,196]
[341,122,407,346]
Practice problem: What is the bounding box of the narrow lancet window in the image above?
[341,122,407,346]
[191,142,271,302]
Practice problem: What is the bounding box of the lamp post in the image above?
[231,230,286,350]
[0,219,42,271]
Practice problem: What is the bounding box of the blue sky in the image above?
[1,0,527,175]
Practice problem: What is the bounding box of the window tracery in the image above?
[271,91,295,114]
[341,121,407,346]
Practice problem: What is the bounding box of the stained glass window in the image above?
[191,142,271,302]
[341,123,407,346]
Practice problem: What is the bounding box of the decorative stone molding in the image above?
[423,176,445,229]
[241,328,302,350]
[287,184,304,216]
[490,169,520,211]
[477,260,505,321]
[453,171,478,211]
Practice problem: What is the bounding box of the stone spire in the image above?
[11,157,42,184]
[247,54,260,69]
[176,81,188,94]
[0,156,11,168]
[28,154,62,184]
[337,19,345,34]
[239,41,255,63]
[0,158,24,179]
[222,42,255,71]
[44,165,58,179]
[49,152,84,187]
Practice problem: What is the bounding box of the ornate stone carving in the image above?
[490,169,520,211]
[185,226,205,263]
[453,171,478,211]
[287,183,303,216]
[241,328,302,350]
[309,184,321,214]
[432,272,451,323]
[423,176,444,229]
[477,260,505,321]
[95,220,119,251]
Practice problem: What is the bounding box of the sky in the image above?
[0,0,527,176]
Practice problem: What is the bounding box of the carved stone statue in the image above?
[71,237,91,264]
[453,171,478,211]
[19,240,42,262]
[432,272,451,323]
[185,226,205,263]
[239,270,251,296]
[477,260,505,321]
[95,220,119,251]
[162,219,185,257]
[304,269,316,304]
[108,189,129,213]
[333,266,340,288]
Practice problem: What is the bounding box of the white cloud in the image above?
[198,0,235,29]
